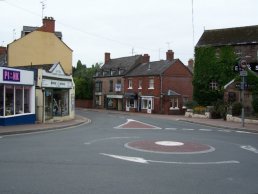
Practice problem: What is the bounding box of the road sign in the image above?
[240,70,247,77]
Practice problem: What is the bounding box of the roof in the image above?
[21,26,63,39]
[125,59,177,77]
[196,25,258,47]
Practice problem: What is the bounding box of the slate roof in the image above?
[21,26,63,39]
[96,55,142,77]
[125,59,177,77]
[196,25,258,47]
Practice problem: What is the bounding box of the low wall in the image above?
[185,111,211,119]
[75,99,93,108]
[226,114,258,124]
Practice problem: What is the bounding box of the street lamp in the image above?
[239,59,248,128]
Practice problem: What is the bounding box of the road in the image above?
[0,109,258,194]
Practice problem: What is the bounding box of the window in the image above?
[141,98,152,109]
[0,85,3,116]
[109,80,113,92]
[24,87,31,113]
[95,95,101,106]
[182,97,188,108]
[128,79,133,89]
[52,89,69,117]
[209,81,218,90]
[115,79,122,92]
[126,99,136,108]
[149,78,154,89]
[138,80,142,89]
[170,97,179,110]
[5,85,14,116]
[15,86,23,114]
[95,81,102,92]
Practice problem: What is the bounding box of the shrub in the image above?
[210,100,228,119]
[185,101,198,109]
[232,102,242,116]
[193,106,206,114]
[252,96,258,114]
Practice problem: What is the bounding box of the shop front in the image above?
[0,67,35,125]
[36,63,75,123]
[106,94,123,111]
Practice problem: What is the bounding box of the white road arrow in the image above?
[100,153,239,165]
[240,145,258,154]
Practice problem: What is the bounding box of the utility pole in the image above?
[40,1,46,19]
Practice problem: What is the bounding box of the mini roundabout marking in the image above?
[114,119,161,130]
[125,140,215,154]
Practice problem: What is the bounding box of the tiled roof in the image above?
[196,25,258,47]
[125,59,177,77]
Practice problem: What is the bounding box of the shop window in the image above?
[141,98,152,109]
[15,86,23,114]
[53,90,69,116]
[0,85,3,116]
[149,78,154,89]
[126,99,136,108]
[5,85,14,116]
[24,87,31,113]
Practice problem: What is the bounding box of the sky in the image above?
[1,0,258,67]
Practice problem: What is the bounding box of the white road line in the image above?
[218,129,232,133]
[182,128,195,131]
[240,145,258,154]
[236,131,253,134]
[100,153,240,165]
[84,136,139,145]
[114,119,161,129]
[164,128,177,130]
[199,129,213,132]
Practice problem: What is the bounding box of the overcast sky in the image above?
[1,0,258,67]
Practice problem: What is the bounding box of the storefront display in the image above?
[0,67,35,125]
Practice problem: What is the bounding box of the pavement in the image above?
[0,108,257,136]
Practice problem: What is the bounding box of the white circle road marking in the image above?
[155,141,184,146]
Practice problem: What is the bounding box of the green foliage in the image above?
[232,102,242,116]
[210,100,228,119]
[193,46,237,106]
[73,60,101,99]
[184,100,198,109]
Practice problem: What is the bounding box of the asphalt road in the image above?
[0,109,258,194]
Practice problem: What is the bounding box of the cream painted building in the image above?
[6,17,75,123]
[7,17,73,75]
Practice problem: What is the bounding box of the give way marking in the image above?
[100,153,239,165]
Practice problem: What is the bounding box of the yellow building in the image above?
[7,17,73,75]
[6,17,75,123]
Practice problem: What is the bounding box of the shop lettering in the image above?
[3,69,20,82]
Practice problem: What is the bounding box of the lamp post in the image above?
[239,60,247,127]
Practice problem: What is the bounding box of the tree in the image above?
[73,60,101,99]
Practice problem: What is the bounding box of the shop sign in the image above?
[115,84,122,92]
[3,69,20,82]
[42,79,72,88]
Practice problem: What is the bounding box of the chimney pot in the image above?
[166,50,174,61]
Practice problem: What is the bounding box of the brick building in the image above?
[93,53,142,110]
[124,50,193,114]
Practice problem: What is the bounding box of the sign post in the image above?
[239,60,248,128]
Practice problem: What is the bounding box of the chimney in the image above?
[105,52,111,63]
[188,58,194,72]
[142,54,150,63]
[166,50,174,61]
[38,16,55,33]
[0,46,6,55]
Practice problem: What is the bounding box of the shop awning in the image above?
[124,93,138,99]
[106,94,123,99]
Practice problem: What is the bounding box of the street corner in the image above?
[125,140,215,154]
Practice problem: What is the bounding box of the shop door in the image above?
[117,99,122,111]
[45,89,53,120]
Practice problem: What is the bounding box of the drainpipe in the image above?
[160,73,163,114]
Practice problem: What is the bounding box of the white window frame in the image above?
[209,80,218,90]
[128,79,133,89]
[170,97,179,110]
[138,80,142,89]
[141,97,153,110]
[148,78,154,89]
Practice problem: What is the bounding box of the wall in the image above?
[8,31,73,75]
[75,99,93,108]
